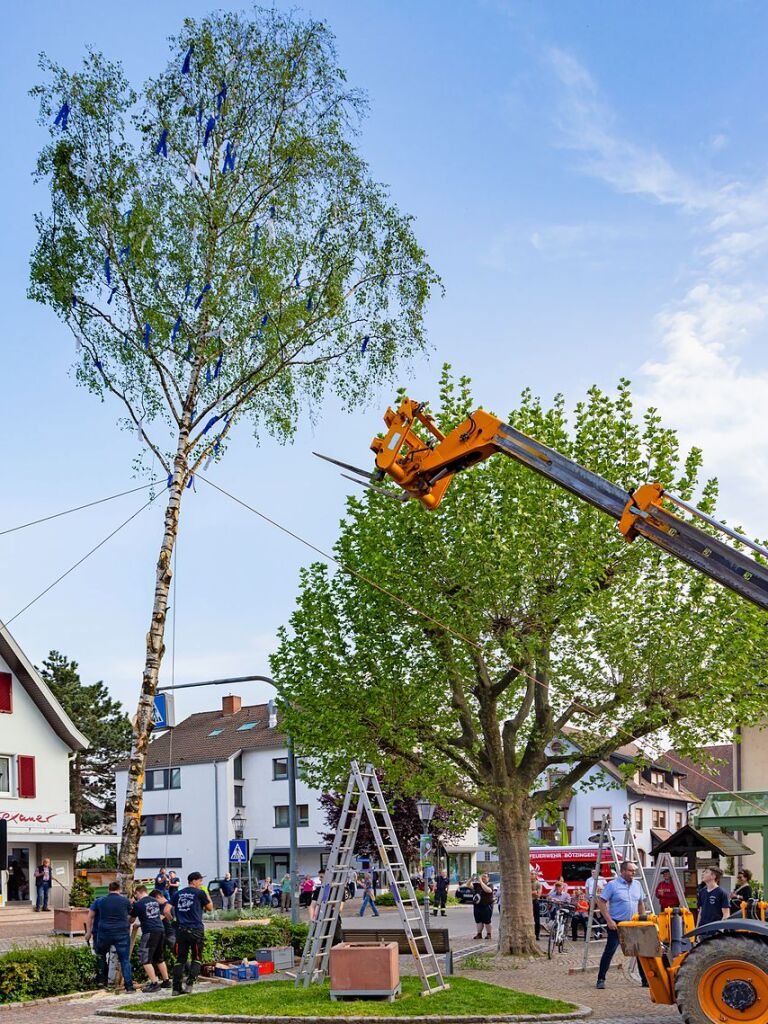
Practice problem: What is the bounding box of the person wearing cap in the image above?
[655,868,680,911]
[170,871,212,996]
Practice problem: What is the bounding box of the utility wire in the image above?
[1,491,162,629]
[200,472,763,818]
[0,480,162,537]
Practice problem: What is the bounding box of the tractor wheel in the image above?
[675,935,768,1024]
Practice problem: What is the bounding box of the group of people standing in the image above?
[84,870,212,997]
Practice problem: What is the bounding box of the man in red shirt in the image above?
[655,868,679,910]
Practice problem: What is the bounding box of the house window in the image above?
[0,756,11,796]
[637,848,647,866]
[273,757,288,781]
[0,674,12,714]
[274,804,308,828]
[234,754,243,780]
[652,809,667,829]
[634,807,643,832]
[237,722,258,732]
[145,768,181,791]
[651,770,665,786]
[591,807,611,831]
[672,776,680,791]
[675,811,684,830]
[140,813,182,836]
[17,756,36,799]
[234,785,244,808]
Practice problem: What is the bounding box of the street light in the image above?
[416,801,436,925]
[231,811,249,907]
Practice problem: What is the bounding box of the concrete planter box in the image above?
[329,942,400,1002]
[53,907,90,936]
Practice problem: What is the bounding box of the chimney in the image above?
[222,694,242,717]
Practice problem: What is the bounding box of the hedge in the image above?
[0,921,309,1004]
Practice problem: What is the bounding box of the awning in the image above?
[652,824,754,859]
[9,832,118,845]
[651,828,672,845]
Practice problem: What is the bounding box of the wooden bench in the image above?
[340,927,454,974]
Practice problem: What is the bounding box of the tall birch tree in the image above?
[29,8,437,883]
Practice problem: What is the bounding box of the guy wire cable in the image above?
[0,480,162,537]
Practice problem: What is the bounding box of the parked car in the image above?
[207,877,281,909]
[455,872,501,903]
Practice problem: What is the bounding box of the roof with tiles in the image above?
[119,698,286,769]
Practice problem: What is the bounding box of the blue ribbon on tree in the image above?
[213,353,223,378]
[95,358,102,370]
[261,313,269,326]
[104,257,111,284]
[171,315,182,344]
[107,287,117,304]
[205,365,212,383]
[184,278,192,299]
[181,44,194,74]
[118,244,130,264]
[306,296,313,312]
[194,283,211,309]
[222,141,236,173]
[216,79,228,111]
[202,415,220,434]
[185,342,193,361]
[53,102,70,130]
[318,226,327,241]
[167,473,173,489]
[203,116,216,148]
[293,272,301,289]
[155,129,169,158]
[122,208,132,223]
[143,323,152,349]
[71,293,77,308]
[361,334,369,354]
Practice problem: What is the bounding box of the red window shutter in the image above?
[17,756,36,799]
[0,673,11,714]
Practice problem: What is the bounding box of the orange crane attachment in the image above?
[365,396,768,612]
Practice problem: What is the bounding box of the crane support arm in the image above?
[370,397,768,612]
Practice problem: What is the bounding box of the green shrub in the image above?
[69,876,95,908]
[0,945,97,1003]
[374,889,409,907]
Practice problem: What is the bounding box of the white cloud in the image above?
[546,48,768,521]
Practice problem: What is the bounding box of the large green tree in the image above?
[29,8,437,883]
[273,369,768,955]
[39,651,131,833]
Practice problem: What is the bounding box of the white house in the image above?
[116,693,480,884]
[534,740,699,866]
[0,622,94,907]
[116,695,336,882]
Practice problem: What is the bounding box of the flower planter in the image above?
[53,907,90,937]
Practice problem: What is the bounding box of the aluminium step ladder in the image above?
[295,760,448,995]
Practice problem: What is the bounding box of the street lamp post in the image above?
[231,810,247,907]
[416,800,436,926]
[159,674,301,925]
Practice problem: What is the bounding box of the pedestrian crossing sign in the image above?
[229,839,249,863]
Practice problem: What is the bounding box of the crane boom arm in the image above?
[369,397,768,612]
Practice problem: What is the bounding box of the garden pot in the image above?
[53,907,90,936]
[329,942,400,1001]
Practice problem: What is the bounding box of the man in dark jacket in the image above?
[34,859,52,911]
[170,872,212,996]
[86,882,135,993]
[432,869,450,917]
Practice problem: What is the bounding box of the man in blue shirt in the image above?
[596,862,647,990]
[697,867,731,927]
[86,882,135,993]
[170,871,212,996]
[130,885,173,992]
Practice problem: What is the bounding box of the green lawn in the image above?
[123,976,576,1017]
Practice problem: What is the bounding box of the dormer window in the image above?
[651,770,665,786]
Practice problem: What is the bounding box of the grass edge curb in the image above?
[94,1007,593,1023]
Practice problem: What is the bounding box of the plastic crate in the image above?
[253,946,294,971]
[214,962,260,981]
[256,960,275,975]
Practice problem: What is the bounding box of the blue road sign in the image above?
[152,693,175,730]
[229,839,249,863]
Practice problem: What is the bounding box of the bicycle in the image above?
[546,902,574,959]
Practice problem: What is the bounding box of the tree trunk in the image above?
[496,807,540,956]
[117,455,186,890]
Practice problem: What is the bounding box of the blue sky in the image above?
[3,0,768,719]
